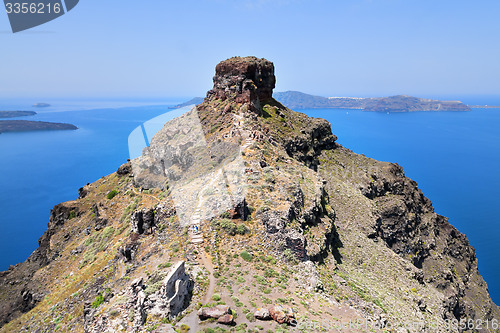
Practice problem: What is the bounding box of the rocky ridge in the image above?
[0,56,497,333]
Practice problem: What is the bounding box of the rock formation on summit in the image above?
[206,56,276,110]
[0,56,498,333]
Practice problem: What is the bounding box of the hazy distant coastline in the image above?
[173,91,472,112]
[0,120,78,134]
[273,91,471,112]
[0,111,37,119]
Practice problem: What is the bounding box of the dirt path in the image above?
[131,187,160,202]
[180,250,216,332]
[200,250,216,304]
[116,260,126,279]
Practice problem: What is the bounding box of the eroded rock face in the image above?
[147,261,193,318]
[283,118,337,171]
[131,208,155,234]
[35,202,80,266]
[0,201,82,327]
[206,56,275,109]
[85,262,192,333]
[319,146,500,325]
[358,160,481,320]
[256,173,338,263]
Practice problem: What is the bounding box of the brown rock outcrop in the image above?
[268,304,296,326]
[206,56,275,109]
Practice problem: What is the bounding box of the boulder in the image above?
[217,314,234,325]
[268,304,287,324]
[197,305,231,319]
[293,261,323,292]
[268,304,296,326]
[254,307,270,320]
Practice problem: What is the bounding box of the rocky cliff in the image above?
[0,56,497,333]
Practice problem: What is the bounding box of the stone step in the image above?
[191,238,204,244]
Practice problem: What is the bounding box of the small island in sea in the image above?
[32,103,51,108]
[273,91,471,112]
[0,120,78,134]
[0,109,77,134]
[0,111,37,119]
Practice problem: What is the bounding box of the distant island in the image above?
[174,92,471,112]
[273,91,471,112]
[32,103,51,108]
[169,97,205,109]
[0,111,37,119]
[0,120,77,134]
[0,110,77,134]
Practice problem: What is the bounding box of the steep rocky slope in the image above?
[0,56,497,333]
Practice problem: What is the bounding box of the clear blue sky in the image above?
[1,0,499,99]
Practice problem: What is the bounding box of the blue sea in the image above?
[0,97,499,305]
[0,98,182,268]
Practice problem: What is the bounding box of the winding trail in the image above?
[117,260,126,279]
[131,187,160,202]
[200,250,216,305]
[180,111,255,331]
[180,250,216,332]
